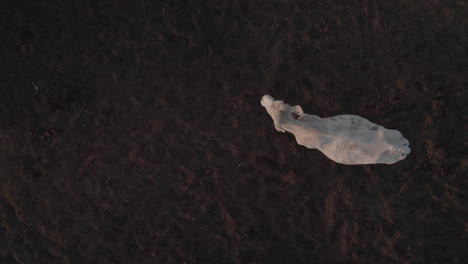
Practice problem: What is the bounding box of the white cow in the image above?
[261,95,410,165]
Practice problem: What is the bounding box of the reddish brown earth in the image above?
[0,0,467,263]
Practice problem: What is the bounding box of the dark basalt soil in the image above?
[0,0,467,263]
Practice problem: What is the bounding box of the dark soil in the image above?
[1,0,467,263]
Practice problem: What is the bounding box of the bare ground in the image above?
[0,0,467,263]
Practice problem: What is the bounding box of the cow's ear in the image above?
[293,105,304,115]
